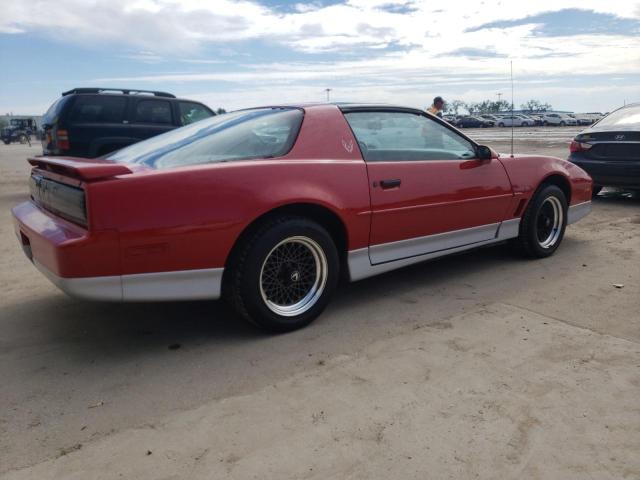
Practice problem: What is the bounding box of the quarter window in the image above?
[134,100,172,124]
[344,111,476,161]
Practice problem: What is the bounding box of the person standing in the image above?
[427,96,445,118]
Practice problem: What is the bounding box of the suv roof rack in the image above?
[61,88,176,98]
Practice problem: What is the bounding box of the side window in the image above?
[134,100,172,124]
[344,111,476,162]
[179,102,213,125]
[68,96,127,123]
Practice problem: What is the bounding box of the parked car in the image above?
[542,113,577,127]
[480,114,501,123]
[1,118,39,144]
[569,103,640,196]
[456,116,494,128]
[13,104,592,332]
[528,114,545,126]
[567,114,591,126]
[40,88,215,158]
[496,115,526,127]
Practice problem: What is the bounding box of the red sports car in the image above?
[13,104,592,331]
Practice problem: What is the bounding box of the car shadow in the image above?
[1,241,542,360]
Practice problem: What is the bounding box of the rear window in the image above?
[595,105,640,130]
[105,107,304,169]
[68,96,127,123]
[42,96,70,126]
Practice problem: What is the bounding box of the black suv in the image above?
[41,88,215,157]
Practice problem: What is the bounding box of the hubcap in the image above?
[259,236,328,317]
[536,196,563,248]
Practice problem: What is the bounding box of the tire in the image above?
[498,122,505,128]
[543,121,548,126]
[227,216,340,332]
[592,186,603,198]
[522,122,529,127]
[19,134,28,144]
[516,185,568,258]
[2,140,9,145]
[559,121,566,127]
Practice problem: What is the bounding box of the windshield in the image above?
[106,107,304,169]
[593,105,640,130]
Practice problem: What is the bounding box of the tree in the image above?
[463,100,511,115]
[444,99,465,115]
[520,100,552,113]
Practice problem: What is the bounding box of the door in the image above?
[343,109,514,265]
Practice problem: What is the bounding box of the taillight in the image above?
[56,129,69,150]
[569,140,592,153]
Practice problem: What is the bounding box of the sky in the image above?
[1,0,639,115]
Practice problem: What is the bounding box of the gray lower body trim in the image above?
[567,201,591,225]
[369,222,500,264]
[34,260,223,302]
[348,218,520,282]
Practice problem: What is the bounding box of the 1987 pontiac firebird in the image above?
[13,104,592,331]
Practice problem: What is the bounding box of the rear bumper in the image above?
[569,155,640,188]
[13,201,223,301]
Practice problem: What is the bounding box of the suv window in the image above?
[134,99,172,124]
[344,111,475,161]
[179,102,213,125]
[68,96,127,123]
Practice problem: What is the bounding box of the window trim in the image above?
[339,105,480,161]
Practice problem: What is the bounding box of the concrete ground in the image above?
[1,128,639,479]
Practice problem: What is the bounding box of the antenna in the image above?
[510,61,514,158]
[325,88,332,102]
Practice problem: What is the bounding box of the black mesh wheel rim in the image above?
[259,236,328,317]
[536,196,563,248]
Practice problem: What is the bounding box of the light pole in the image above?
[325,88,332,102]
[496,92,502,102]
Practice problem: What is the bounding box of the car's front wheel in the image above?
[227,216,339,332]
[498,122,505,127]
[516,184,568,258]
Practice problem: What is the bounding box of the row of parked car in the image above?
[443,112,600,128]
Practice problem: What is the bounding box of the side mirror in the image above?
[476,145,493,160]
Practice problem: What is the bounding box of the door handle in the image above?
[380,179,401,189]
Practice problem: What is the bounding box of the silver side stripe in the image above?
[34,260,223,302]
[369,222,500,264]
[348,218,520,282]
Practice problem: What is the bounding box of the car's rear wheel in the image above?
[559,121,566,127]
[498,122,505,127]
[227,216,339,332]
[516,185,568,258]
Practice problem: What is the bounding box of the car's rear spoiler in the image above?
[28,156,134,181]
